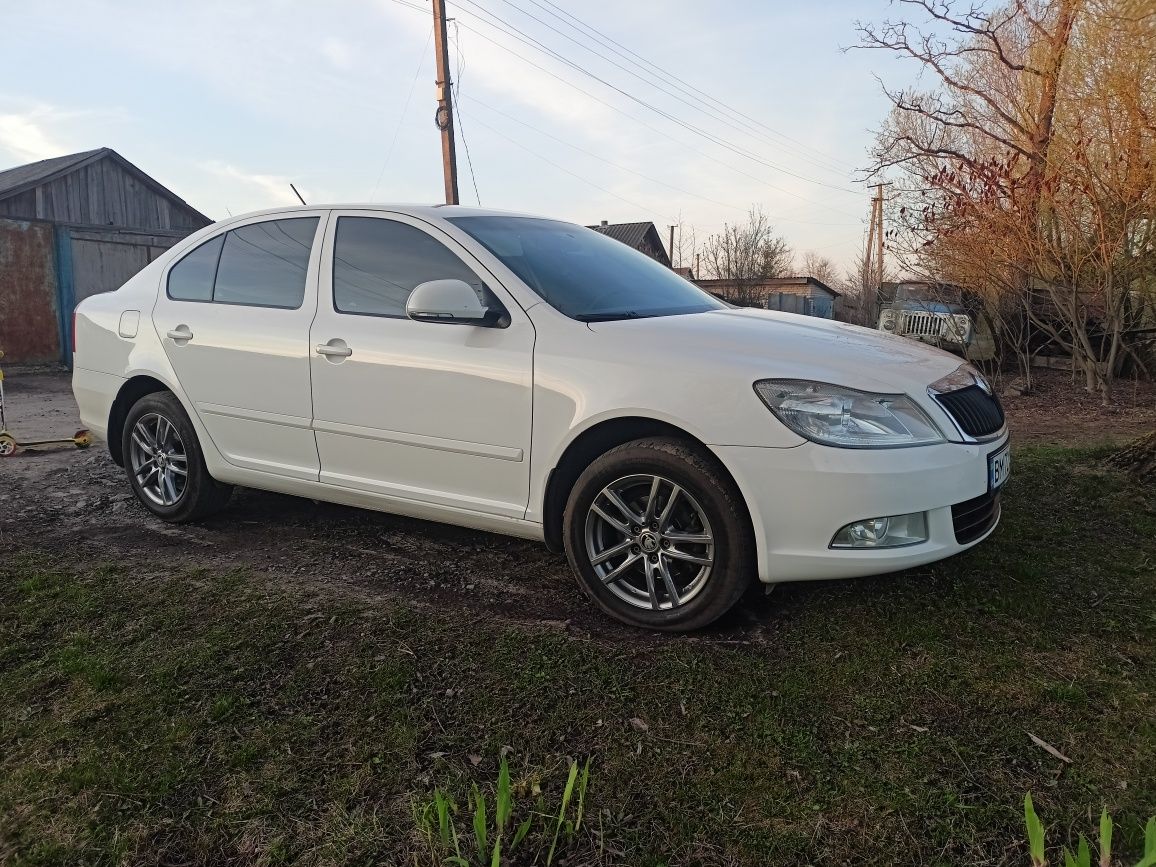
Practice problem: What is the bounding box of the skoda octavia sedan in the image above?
[72,205,1009,631]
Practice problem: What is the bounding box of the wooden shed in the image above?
[0,148,210,364]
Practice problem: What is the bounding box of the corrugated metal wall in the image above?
[0,218,60,363]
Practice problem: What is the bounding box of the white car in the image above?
[72,205,1010,631]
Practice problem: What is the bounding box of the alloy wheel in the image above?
[129,412,188,507]
[584,473,714,610]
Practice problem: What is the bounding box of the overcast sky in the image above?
[0,0,922,273]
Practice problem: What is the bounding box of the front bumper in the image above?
[715,435,1008,583]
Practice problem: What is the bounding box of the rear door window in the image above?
[213,218,319,309]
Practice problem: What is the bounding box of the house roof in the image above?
[694,276,841,297]
[0,147,210,222]
[586,221,657,249]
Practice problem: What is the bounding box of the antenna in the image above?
[290,183,307,206]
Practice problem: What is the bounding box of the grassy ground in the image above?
[1,446,1153,866]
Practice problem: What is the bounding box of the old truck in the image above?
[876,281,997,362]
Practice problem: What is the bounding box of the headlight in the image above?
[950,314,971,339]
[753,379,946,448]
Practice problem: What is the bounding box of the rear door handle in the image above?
[315,343,352,358]
[166,326,193,342]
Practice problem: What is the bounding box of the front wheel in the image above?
[563,437,755,631]
[122,392,233,522]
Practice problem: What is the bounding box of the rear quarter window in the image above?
[167,234,224,302]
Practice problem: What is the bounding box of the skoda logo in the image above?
[639,532,660,553]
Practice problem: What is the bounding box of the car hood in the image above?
[586,307,965,395]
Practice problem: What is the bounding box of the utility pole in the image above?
[669,225,676,268]
[864,183,888,293]
[432,0,459,205]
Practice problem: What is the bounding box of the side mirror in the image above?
[406,279,504,326]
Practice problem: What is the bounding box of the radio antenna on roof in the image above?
[290,183,307,206]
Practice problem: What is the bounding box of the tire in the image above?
[121,392,233,522]
[563,436,755,631]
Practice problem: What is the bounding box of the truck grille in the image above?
[934,385,1005,438]
[952,490,1001,544]
[901,311,945,337]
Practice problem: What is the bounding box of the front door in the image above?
[152,212,326,480]
[309,211,534,518]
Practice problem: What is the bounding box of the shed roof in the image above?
[0,149,106,198]
[0,147,210,223]
[585,221,657,250]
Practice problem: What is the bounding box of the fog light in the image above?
[830,512,928,549]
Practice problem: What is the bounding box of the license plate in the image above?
[988,443,1011,491]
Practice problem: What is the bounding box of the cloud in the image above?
[0,108,67,163]
[321,36,358,72]
[201,160,303,207]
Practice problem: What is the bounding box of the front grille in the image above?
[901,311,945,337]
[935,385,1005,438]
[952,490,1001,544]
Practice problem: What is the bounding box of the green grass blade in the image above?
[574,758,591,833]
[472,783,488,857]
[1076,835,1090,867]
[496,755,512,833]
[490,837,501,867]
[546,760,580,866]
[512,815,532,850]
[1098,809,1112,867]
[1146,817,1156,858]
[1025,793,1046,867]
[1063,850,1078,867]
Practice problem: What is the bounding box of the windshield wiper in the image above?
[574,311,646,322]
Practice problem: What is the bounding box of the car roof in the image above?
[219,203,557,223]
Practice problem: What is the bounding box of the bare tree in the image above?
[700,207,793,305]
[857,0,1156,402]
[800,251,840,287]
[671,217,698,273]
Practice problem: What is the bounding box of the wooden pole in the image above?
[432,0,459,205]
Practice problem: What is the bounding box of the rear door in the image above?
[308,211,534,518]
[152,212,327,480]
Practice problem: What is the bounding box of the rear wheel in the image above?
[122,392,232,522]
[563,437,755,631]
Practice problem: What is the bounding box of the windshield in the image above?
[447,216,724,321]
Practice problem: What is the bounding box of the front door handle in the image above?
[166,325,193,343]
[315,342,352,358]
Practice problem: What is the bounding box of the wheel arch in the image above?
[107,374,174,466]
[541,416,753,553]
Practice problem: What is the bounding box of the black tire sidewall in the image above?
[121,392,227,523]
[563,438,754,631]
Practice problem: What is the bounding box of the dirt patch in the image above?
[999,368,1156,446]
[0,368,780,643]
[2,366,1150,640]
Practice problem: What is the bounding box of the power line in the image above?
[451,22,482,204]
[380,0,861,218]
[464,94,860,227]
[450,17,863,218]
[463,110,677,222]
[496,0,856,177]
[370,21,433,199]
[448,0,861,195]
[526,0,860,173]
